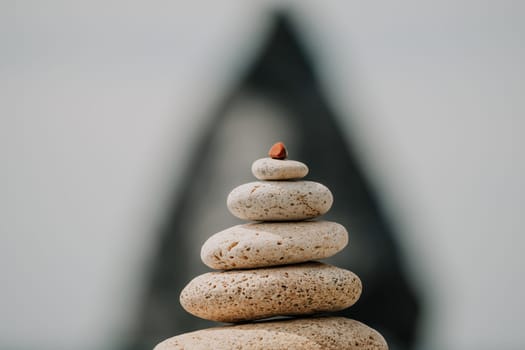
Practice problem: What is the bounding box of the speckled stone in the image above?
[227,181,333,221]
[153,317,388,350]
[251,157,309,180]
[180,262,361,322]
[201,221,348,270]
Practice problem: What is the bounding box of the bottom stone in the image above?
[153,317,388,350]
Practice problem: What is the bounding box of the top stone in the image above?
[252,158,309,180]
[252,142,308,180]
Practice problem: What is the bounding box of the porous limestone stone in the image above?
[251,157,309,180]
[227,181,333,221]
[180,262,361,322]
[154,317,388,350]
[201,221,348,270]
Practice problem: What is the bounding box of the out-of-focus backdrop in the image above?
[1,1,524,350]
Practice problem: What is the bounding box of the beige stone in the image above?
[180,262,361,322]
[201,221,348,270]
[227,181,333,221]
[154,317,388,350]
[251,157,309,180]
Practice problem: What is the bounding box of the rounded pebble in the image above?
[251,157,309,180]
[179,262,361,322]
[154,316,388,350]
[227,181,333,221]
[201,221,348,270]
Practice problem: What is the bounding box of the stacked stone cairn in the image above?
[154,142,388,349]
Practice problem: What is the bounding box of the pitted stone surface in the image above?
[201,221,348,270]
[154,317,388,350]
[227,181,333,221]
[251,157,309,180]
[180,262,361,322]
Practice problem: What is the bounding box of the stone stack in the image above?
[154,142,388,350]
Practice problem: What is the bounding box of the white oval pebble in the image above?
[201,221,348,270]
[154,317,388,350]
[251,157,309,180]
[180,262,361,323]
[227,181,333,221]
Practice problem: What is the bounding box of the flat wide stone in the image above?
[251,157,309,180]
[227,181,333,221]
[201,221,348,270]
[180,262,361,322]
[154,317,388,350]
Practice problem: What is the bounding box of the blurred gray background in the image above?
[1,1,524,350]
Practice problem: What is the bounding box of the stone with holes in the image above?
[201,221,348,270]
[227,181,333,221]
[154,317,387,350]
[180,262,361,323]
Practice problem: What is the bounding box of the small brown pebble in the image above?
[269,142,288,159]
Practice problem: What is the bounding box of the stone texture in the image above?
[251,157,309,180]
[227,181,333,221]
[154,317,388,350]
[201,221,348,270]
[180,262,361,322]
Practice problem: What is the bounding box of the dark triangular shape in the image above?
[125,12,421,350]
